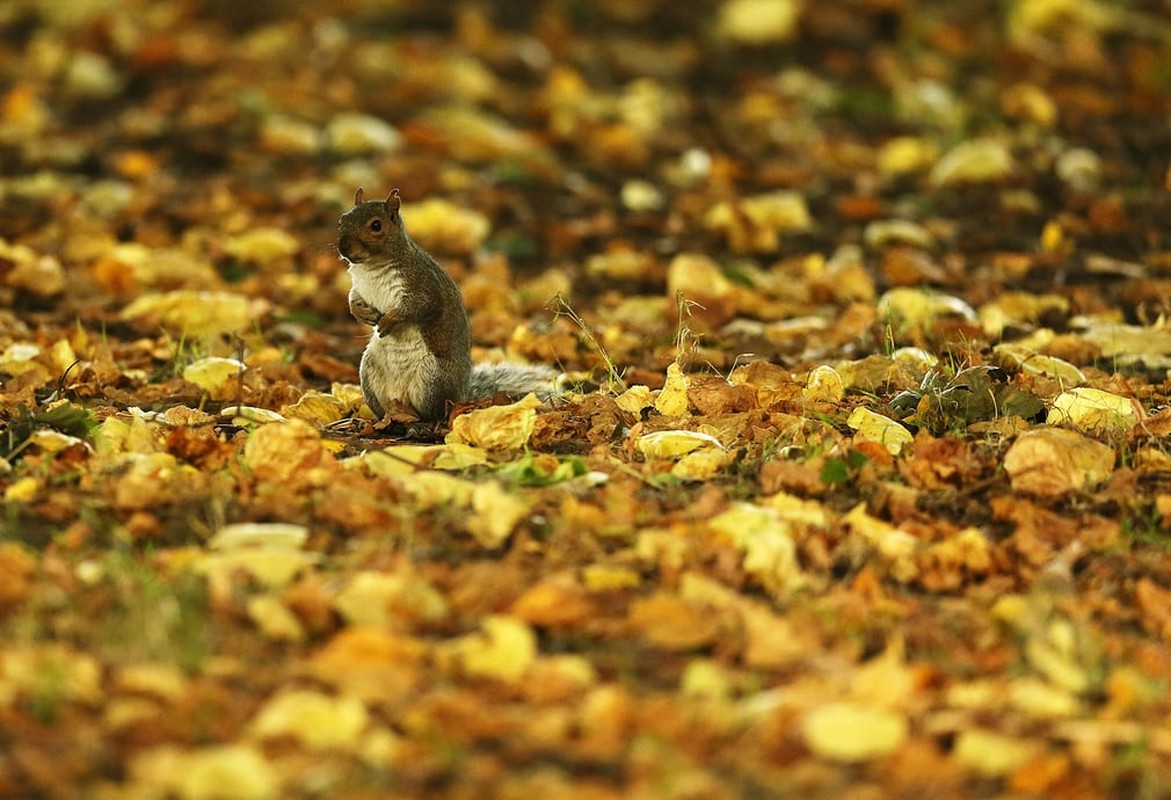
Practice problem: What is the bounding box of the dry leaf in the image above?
[952,729,1044,777]
[333,571,449,628]
[208,523,309,551]
[708,503,806,596]
[121,290,252,337]
[654,362,691,416]
[242,419,339,486]
[1003,427,1115,496]
[847,407,914,455]
[1047,387,1143,435]
[802,702,909,762]
[447,394,541,450]
[637,429,724,458]
[629,591,721,650]
[442,615,537,683]
[249,689,369,751]
[176,745,280,800]
[803,365,845,402]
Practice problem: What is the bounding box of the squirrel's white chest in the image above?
[349,265,438,412]
[349,265,405,313]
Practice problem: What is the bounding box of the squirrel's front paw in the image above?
[349,292,383,327]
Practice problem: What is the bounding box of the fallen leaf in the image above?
[654,362,691,416]
[176,745,280,800]
[442,615,537,683]
[848,407,914,455]
[1003,427,1115,496]
[121,290,252,337]
[1047,387,1143,435]
[952,729,1044,777]
[802,702,909,762]
[708,503,806,596]
[637,429,724,459]
[208,523,309,551]
[249,689,369,751]
[446,393,541,450]
[629,591,721,650]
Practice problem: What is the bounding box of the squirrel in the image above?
[337,187,557,421]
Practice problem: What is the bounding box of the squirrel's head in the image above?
[337,188,404,265]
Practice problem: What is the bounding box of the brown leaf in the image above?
[629,591,720,650]
[510,573,597,628]
[1135,579,1171,641]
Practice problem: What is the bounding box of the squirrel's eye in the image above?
[369,219,383,233]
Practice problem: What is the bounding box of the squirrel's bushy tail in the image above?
[467,363,559,401]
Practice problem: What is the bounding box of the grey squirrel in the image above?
[337,188,556,420]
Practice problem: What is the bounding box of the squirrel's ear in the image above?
[354,187,365,206]
[386,189,401,215]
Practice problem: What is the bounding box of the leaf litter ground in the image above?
[1,1,1171,798]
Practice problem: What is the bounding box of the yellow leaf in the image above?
[929,138,1014,186]
[654,362,691,416]
[446,393,540,450]
[1026,620,1089,694]
[223,227,299,267]
[221,406,286,426]
[762,491,829,527]
[401,198,491,255]
[0,342,42,375]
[1047,387,1143,435]
[877,136,939,177]
[0,644,103,705]
[581,564,641,592]
[667,253,737,300]
[358,443,490,477]
[116,662,189,702]
[467,481,527,548]
[397,471,475,508]
[208,522,309,551]
[802,365,845,402]
[847,407,913,455]
[994,345,1084,385]
[680,659,733,700]
[4,476,40,503]
[844,503,919,582]
[1009,676,1080,719]
[708,503,805,596]
[877,287,976,332]
[637,429,723,459]
[671,447,734,480]
[247,595,305,643]
[1004,427,1115,496]
[281,391,349,425]
[332,570,449,628]
[432,442,491,470]
[802,702,909,762]
[445,615,536,683]
[121,290,251,337]
[96,415,161,456]
[851,639,916,708]
[242,419,338,486]
[615,385,654,415]
[193,550,320,589]
[47,338,76,373]
[182,357,246,397]
[953,729,1043,777]
[716,0,802,44]
[177,744,280,800]
[249,689,369,751]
